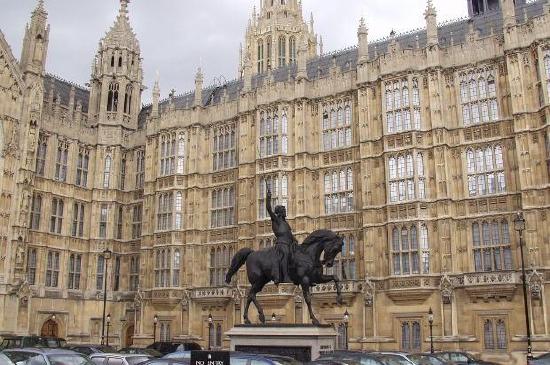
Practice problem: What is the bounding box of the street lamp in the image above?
[208,313,213,350]
[343,310,350,350]
[101,249,112,346]
[271,313,277,322]
[106,314,111,346]
[153,314,158,343]
[514,212,533,362]
[428,307,434,354]
[51,314,56,321]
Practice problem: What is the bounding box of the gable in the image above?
[0,29,24,96]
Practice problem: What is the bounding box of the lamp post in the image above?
[271,313,277,322]
[106,314,111,346]
[428,307,434,354]
[153,314,158,343]
[208,313,213,350]
[343,310,350,350]
[101,249,112,346]
[51,314,56,321]
[514,212,533,362]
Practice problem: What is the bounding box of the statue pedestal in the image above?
[225,324,336,362]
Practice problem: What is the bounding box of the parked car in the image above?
[119,348,162,358]
[2,348,94,365]
[0,353,15,365]
[230,352,302,365]
[308,359,361,365]
[314,351,385,365]
[375,353,415,365]
[145,343,201,356]
[408,354,453,365]
[161,351,191,361]
[532,353,550,365]
[68,345,116,355]
[0,336,66,349]
[139,360,189,365]
[89,353,153,365]
[434,352,498,365]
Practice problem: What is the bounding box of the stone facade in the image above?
[0,0,549,363]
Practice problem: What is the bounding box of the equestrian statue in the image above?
[225,185,344,325]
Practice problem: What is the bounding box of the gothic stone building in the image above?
[0,0,549,362]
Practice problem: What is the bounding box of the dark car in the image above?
[68,345,116,355]
[89,353,153,365]
[119,348,163,358]
[315,351,384,365]
[0,336,66,349]
[409,354,453,365]
[434,352,498,365]
[532,353,550,365]
[146,343,201,356]
[2,348,94,365]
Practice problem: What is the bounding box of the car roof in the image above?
[3,348,80,355]
[91,353,151,357]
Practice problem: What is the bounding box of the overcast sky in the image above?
[0,1,467,102]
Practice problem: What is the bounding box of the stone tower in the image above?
[20,0,49,77]
[88,0,143,131]
[243,0,318,75]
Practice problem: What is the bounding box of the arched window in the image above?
[107,82,119,112]
[460,69,498,125]
[173,249,180,287]
[103,156,112,188]
[484,319,495,349]
[278,36,286,67]
[391,224,429,275]
[177,134,185,174]
[466,145,505,197]
[216,324,222,348]
[472,220,512,272]
[257,39,264,73]
[175,192,183,229]
[124,85,133,114]
[289,36,296,64]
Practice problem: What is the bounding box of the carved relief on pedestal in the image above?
[362,278,375,307]
[527,270,544,299]
[439,274,454,304]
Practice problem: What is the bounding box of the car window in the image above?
[449,354,468,363]
[362,358,383,365]
[91,357,106,365]
[48,355,94,365]
[126,357,150,365]
[3,353,47,365]
[250,361,271,365]
[106,358,124,365]
[230,358,249,365]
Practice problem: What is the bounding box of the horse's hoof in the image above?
[312,318,321,326]
[259,313,266,323]
[244,318,251,325]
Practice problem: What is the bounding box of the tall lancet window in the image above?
[257,39,264,73]
[107,82,119,112]
[103,155,112,188]
[289,36,297,64]
[278,36,286,67]
[124,85,133,114]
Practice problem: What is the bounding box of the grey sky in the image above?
[0,1,467,103]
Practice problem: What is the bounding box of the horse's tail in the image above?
[225,248,253,284]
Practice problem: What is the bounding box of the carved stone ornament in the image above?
[439,274,454,304]
[134,289,145,309]
[362,278,375,307]
[527,270,544,299]
[181,289,191,307]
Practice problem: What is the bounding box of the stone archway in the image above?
[40,319,58,337]
[125,325,134,347]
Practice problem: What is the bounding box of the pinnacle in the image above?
[425,0,437,17]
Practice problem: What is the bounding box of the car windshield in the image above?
[0,353,15,365]
[99,347,116,353]
[270,358,302,365]
[409,355,444,365]
[126,357,151,365]
[162,352,191,360]
[377,355,412,365]
[47,354,94,365]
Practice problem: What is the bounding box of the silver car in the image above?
[89,353,152,365]
[2,348,94,365]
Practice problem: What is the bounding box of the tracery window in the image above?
[153,247,181,288]
[213,125,236,171]
[157,192,173,231]
[175,192,183,230]
[278,35,286,67]
[54,141,68,182]
[116,206,123,239]
[211,187,235,228]
[259,109,288,158]
[113,256,121,291]
[391,224,430,275]
[322,101,352,151]
[96,255,105,290]
[99,204,108,238]
[76,148,89,187]
[124,85,133,114]
[177,133,185,174]
[50,197,64,234]
[472,220,512,272]
[35,134,48,176]
[325,234,356,280]
[173,249,181,286]
[385,78,421,134]
[460,68,498,126]
[324,167,354,215]
[71,202,85,238]
[259,237,275,250]
[466,145,505,197]
[132,204,142,239]
[135,149,145,188]
[160,133,176,176]
[30,193,42,230]
[27,248,37,285]
[257,39,264,73]
[388,152,426,203]
[401,321,421,352]
[68,253,81,290]
[103,155,112,188]
[484,318,508,350]
[210,246,234,286]
[258,174,288,219]
[544,51,550,100]
[289,36,297,64]
[45,251,60,288]
[120,157,126,190]
[160,322,171,341]
[129,256,140,291]
[107,82,119,112]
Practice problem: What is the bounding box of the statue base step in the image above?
[225,323,336,362]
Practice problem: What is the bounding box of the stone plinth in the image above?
[225,324,336,362]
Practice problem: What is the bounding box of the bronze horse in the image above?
[225,229,344,325]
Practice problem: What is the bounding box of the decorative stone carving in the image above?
[362,278,375,307]
[440,274,453,304]
[527,270,544,299]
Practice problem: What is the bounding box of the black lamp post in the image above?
[153,314,158,343]
[101,249,112,345]
[208,313,213,350]
[106,314,111,346]
[428,307,434,354]
[271,313,277,322]
[343,310,350,350]
[514,212,533,362]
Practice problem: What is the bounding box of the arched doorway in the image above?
[125,325,134,347]
[41,319,58,337]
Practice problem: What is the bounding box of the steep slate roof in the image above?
[44,74,90,113]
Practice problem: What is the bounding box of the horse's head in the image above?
[321,234,344,268]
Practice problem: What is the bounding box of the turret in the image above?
[425,0,438,47]
[20,0,49,76]
[194,67,203,108]
[501,0,516,27]
[152,72,160,118]
[296,36,308,80]
[88,0,143,130]
[357,17,369,65]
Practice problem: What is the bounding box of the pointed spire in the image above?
[309,12,314,32]
[319,35,324,56]
[194,67,204,107]
[102,0,139,52]
[152,70,160,118]
[357,17,369,64]
[425,0,438,46]
[424,0,436,17]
